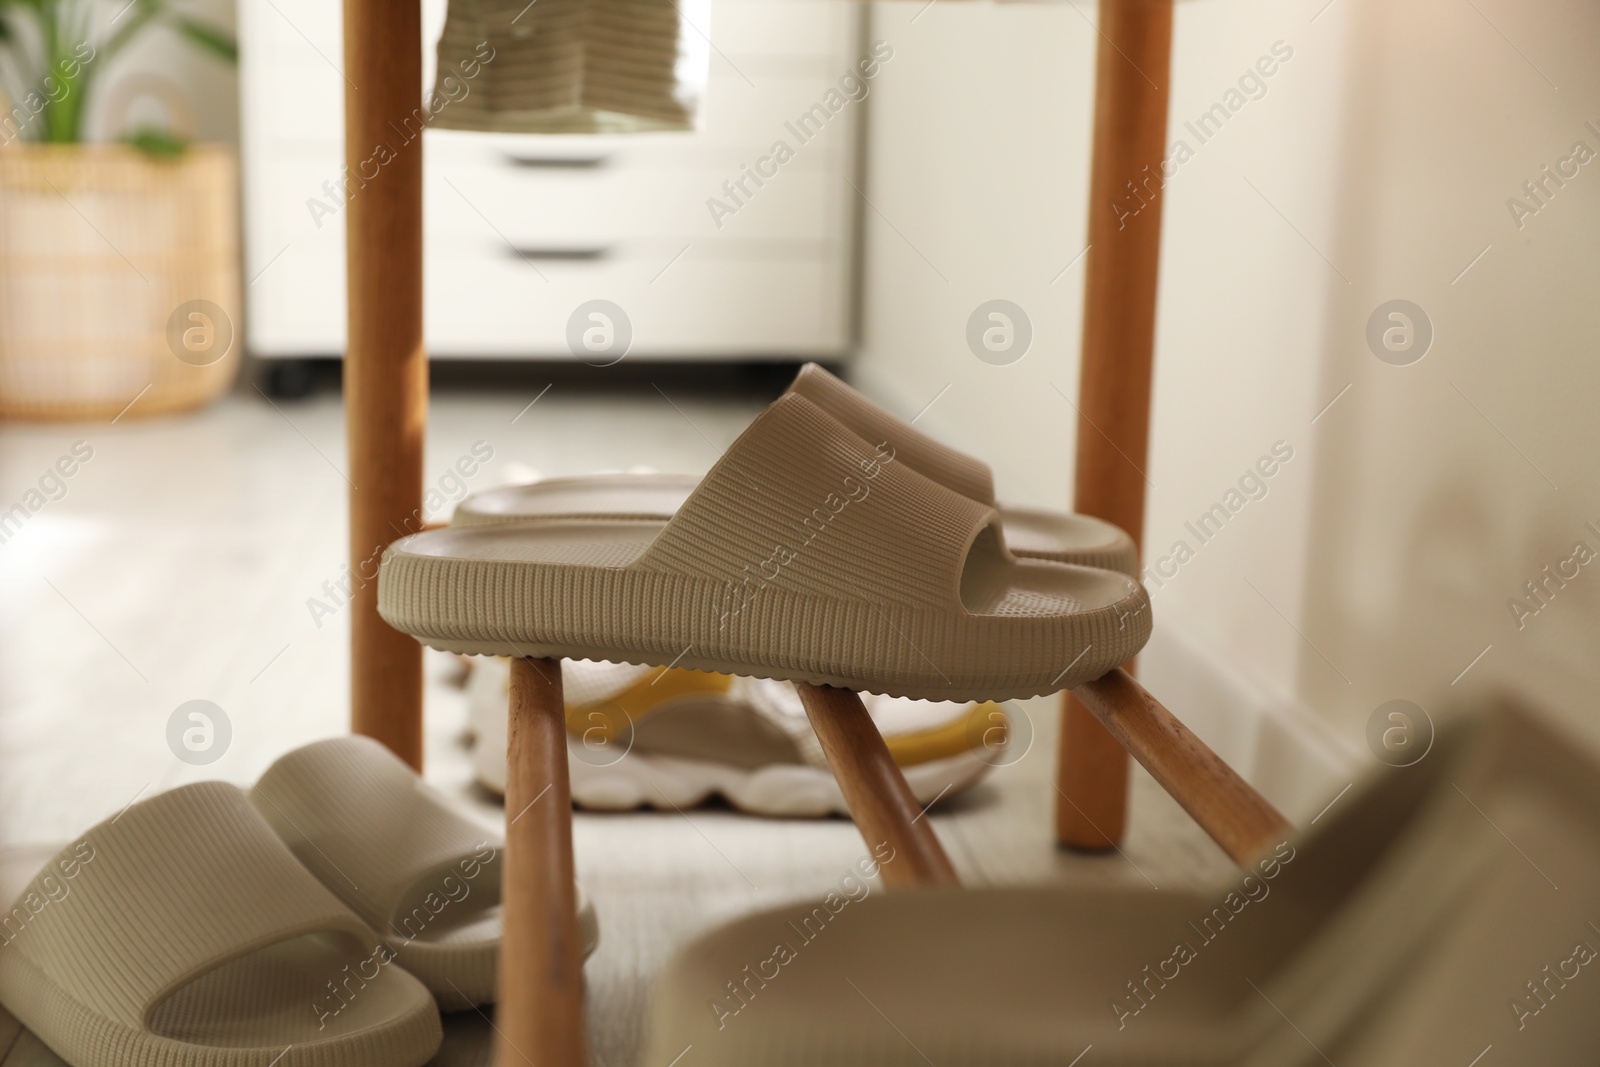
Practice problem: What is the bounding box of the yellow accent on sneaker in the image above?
[563,666,733,743]
[883,701,1006,768]
[557,662,1004,771]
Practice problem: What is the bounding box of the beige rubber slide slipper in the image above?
[251,736,601,1011]
[452,363,1139,576]
[0,1006,67,1067]
[0,782,441,1067]
[381,392,1151,701]
[642,701,1600,1065]
[467,658,1009,815]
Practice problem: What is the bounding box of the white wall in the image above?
[856,0,1600,764]
[1135,0,1344,706]
[1296,0,1600,744]
[850,1,1097,510]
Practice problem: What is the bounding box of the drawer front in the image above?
[424,248,848,356]
[426,160,849,247]
[249,246,848,357]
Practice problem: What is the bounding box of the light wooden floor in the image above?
[0,380,1233,1066]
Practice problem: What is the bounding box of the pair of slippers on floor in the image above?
[0,738,597,1067]
[381,363,1152,702]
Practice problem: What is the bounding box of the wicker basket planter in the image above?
[0,142,240,420]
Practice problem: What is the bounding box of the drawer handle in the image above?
[507,246,610,262]
[502,153,608,170]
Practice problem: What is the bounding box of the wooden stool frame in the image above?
[339,0,1289,1060]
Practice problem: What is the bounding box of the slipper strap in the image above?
[251,737,500,940]
[0,783,374,1028]
[638,393,1000,612]
[787,363,997,505]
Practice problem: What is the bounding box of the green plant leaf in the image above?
[0,0,233,142]
[101,0,165,60]
[125,124,186,156]
[171,16,234,62]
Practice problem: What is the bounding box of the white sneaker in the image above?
[467,658,1011,817]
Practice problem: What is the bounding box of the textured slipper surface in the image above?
[645,886,1237,1065]
[0,1006,68,1067]
[453,474,1139,576]
[450,362,1138,576]
[643,702,1600,1065]
[787,362,995,503]
[252,736,600,1011]
[381,393,1150,701]
[0,783,440,1067]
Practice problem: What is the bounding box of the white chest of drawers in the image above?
[240,0,864,360]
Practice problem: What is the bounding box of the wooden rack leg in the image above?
[1073,668,1291,865]
[1058,690,1130,848]
[500,658,586,1067]
[344,0,427,769]
[796,684,960,888]
[1058,0,1176,849]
